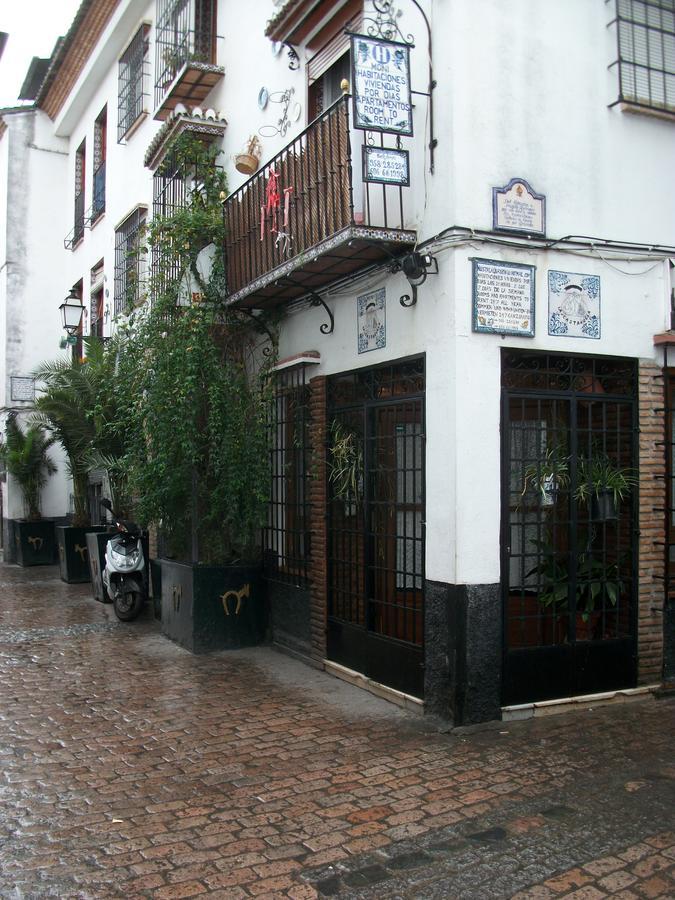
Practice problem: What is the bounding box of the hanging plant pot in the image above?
[234,153,259,175]
[591,489,617,521]
[542,474,558,507]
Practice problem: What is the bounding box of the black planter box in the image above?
[160,558,267,653]
[149,559,163,620]
[12,519,56,566]
[56,525,107,583]
[87,531,111,602]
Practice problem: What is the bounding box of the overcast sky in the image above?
[0,0,81,108]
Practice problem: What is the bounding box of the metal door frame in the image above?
[326,356,426,697]
[500,351,639,705]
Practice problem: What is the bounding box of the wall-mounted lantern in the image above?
[395,251,438,307]
[59,289,84,335]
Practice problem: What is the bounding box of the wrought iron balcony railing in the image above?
[223,96,416,307]
[65,191,86,250]
[85,162,106,226]
[154,0,223,119]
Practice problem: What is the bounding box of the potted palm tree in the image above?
[32,346,107,583]
[0,414,58,566]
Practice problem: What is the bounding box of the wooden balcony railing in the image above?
[223,96,415,306]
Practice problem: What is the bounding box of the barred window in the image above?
[264,366,311,586]
[114,208,147,315]
[612,0,675,112]
[118,25,150,141]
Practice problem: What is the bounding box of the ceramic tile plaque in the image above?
[472,258,536,337]
[548,270,600,339]
[357,288,386,353]
[10,376,35,402]
[362,147,410,185]
[492,177,545,236]
[351,35,413,135]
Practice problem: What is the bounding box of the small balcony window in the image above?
[118,25,150,141]
[610,0,675,113]
[114,207,147,315]
[67,141,86,249]
[91,107,107,224]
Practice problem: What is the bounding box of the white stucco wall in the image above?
[0,110,70,519]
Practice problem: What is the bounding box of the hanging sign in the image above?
[350,34,413,135]
[471,258,536,337]
[362,147,410,186]
[492,178,546,236]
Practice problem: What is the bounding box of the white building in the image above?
[1,0,674,722]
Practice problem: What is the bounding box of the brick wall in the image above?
[638,360,665,684]
[308,375,327,664]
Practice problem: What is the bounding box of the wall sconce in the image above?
[59,289,84,335]
[394,252,438,307]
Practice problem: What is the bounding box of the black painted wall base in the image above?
[268,581,312,659]
[425,580,502,726]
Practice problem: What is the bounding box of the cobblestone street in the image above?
[0,563,673,899]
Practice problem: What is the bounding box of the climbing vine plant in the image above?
[114,133,277,564]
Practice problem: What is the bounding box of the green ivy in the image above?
[113,132,277,563]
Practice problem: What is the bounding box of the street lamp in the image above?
[59,289,84,335]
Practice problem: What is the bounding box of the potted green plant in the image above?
[528,533,624,640]
[0,414,58,566]
[115,132,276,652]
[32,346,107,582]
[521,446,570,507]
[327,420,363,516]
[574,453,638,521]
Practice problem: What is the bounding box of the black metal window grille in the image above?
[92,108,106,222]
[118,25,149,141]
[610,0,675,112]
[154,0,216,108]
[73,141,86,246]
[114,208,147,315]
[501,350,638,704]
[264,366,311,586]
[151,150,187,292]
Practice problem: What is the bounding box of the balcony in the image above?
[223,96,416,308]
[85,161,106,226]
[154,0,223,120]
[64,191,85,250]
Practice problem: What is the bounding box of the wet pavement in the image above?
[0,563,673,899]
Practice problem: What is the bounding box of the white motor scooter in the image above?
[100,498,146,621]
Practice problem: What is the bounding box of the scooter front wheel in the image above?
[114,590,144,622]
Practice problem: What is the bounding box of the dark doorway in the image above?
[327,358,425,697]
[501,351,638,705]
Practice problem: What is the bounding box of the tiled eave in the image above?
[144,112,227,170]
[226,224,416,309]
